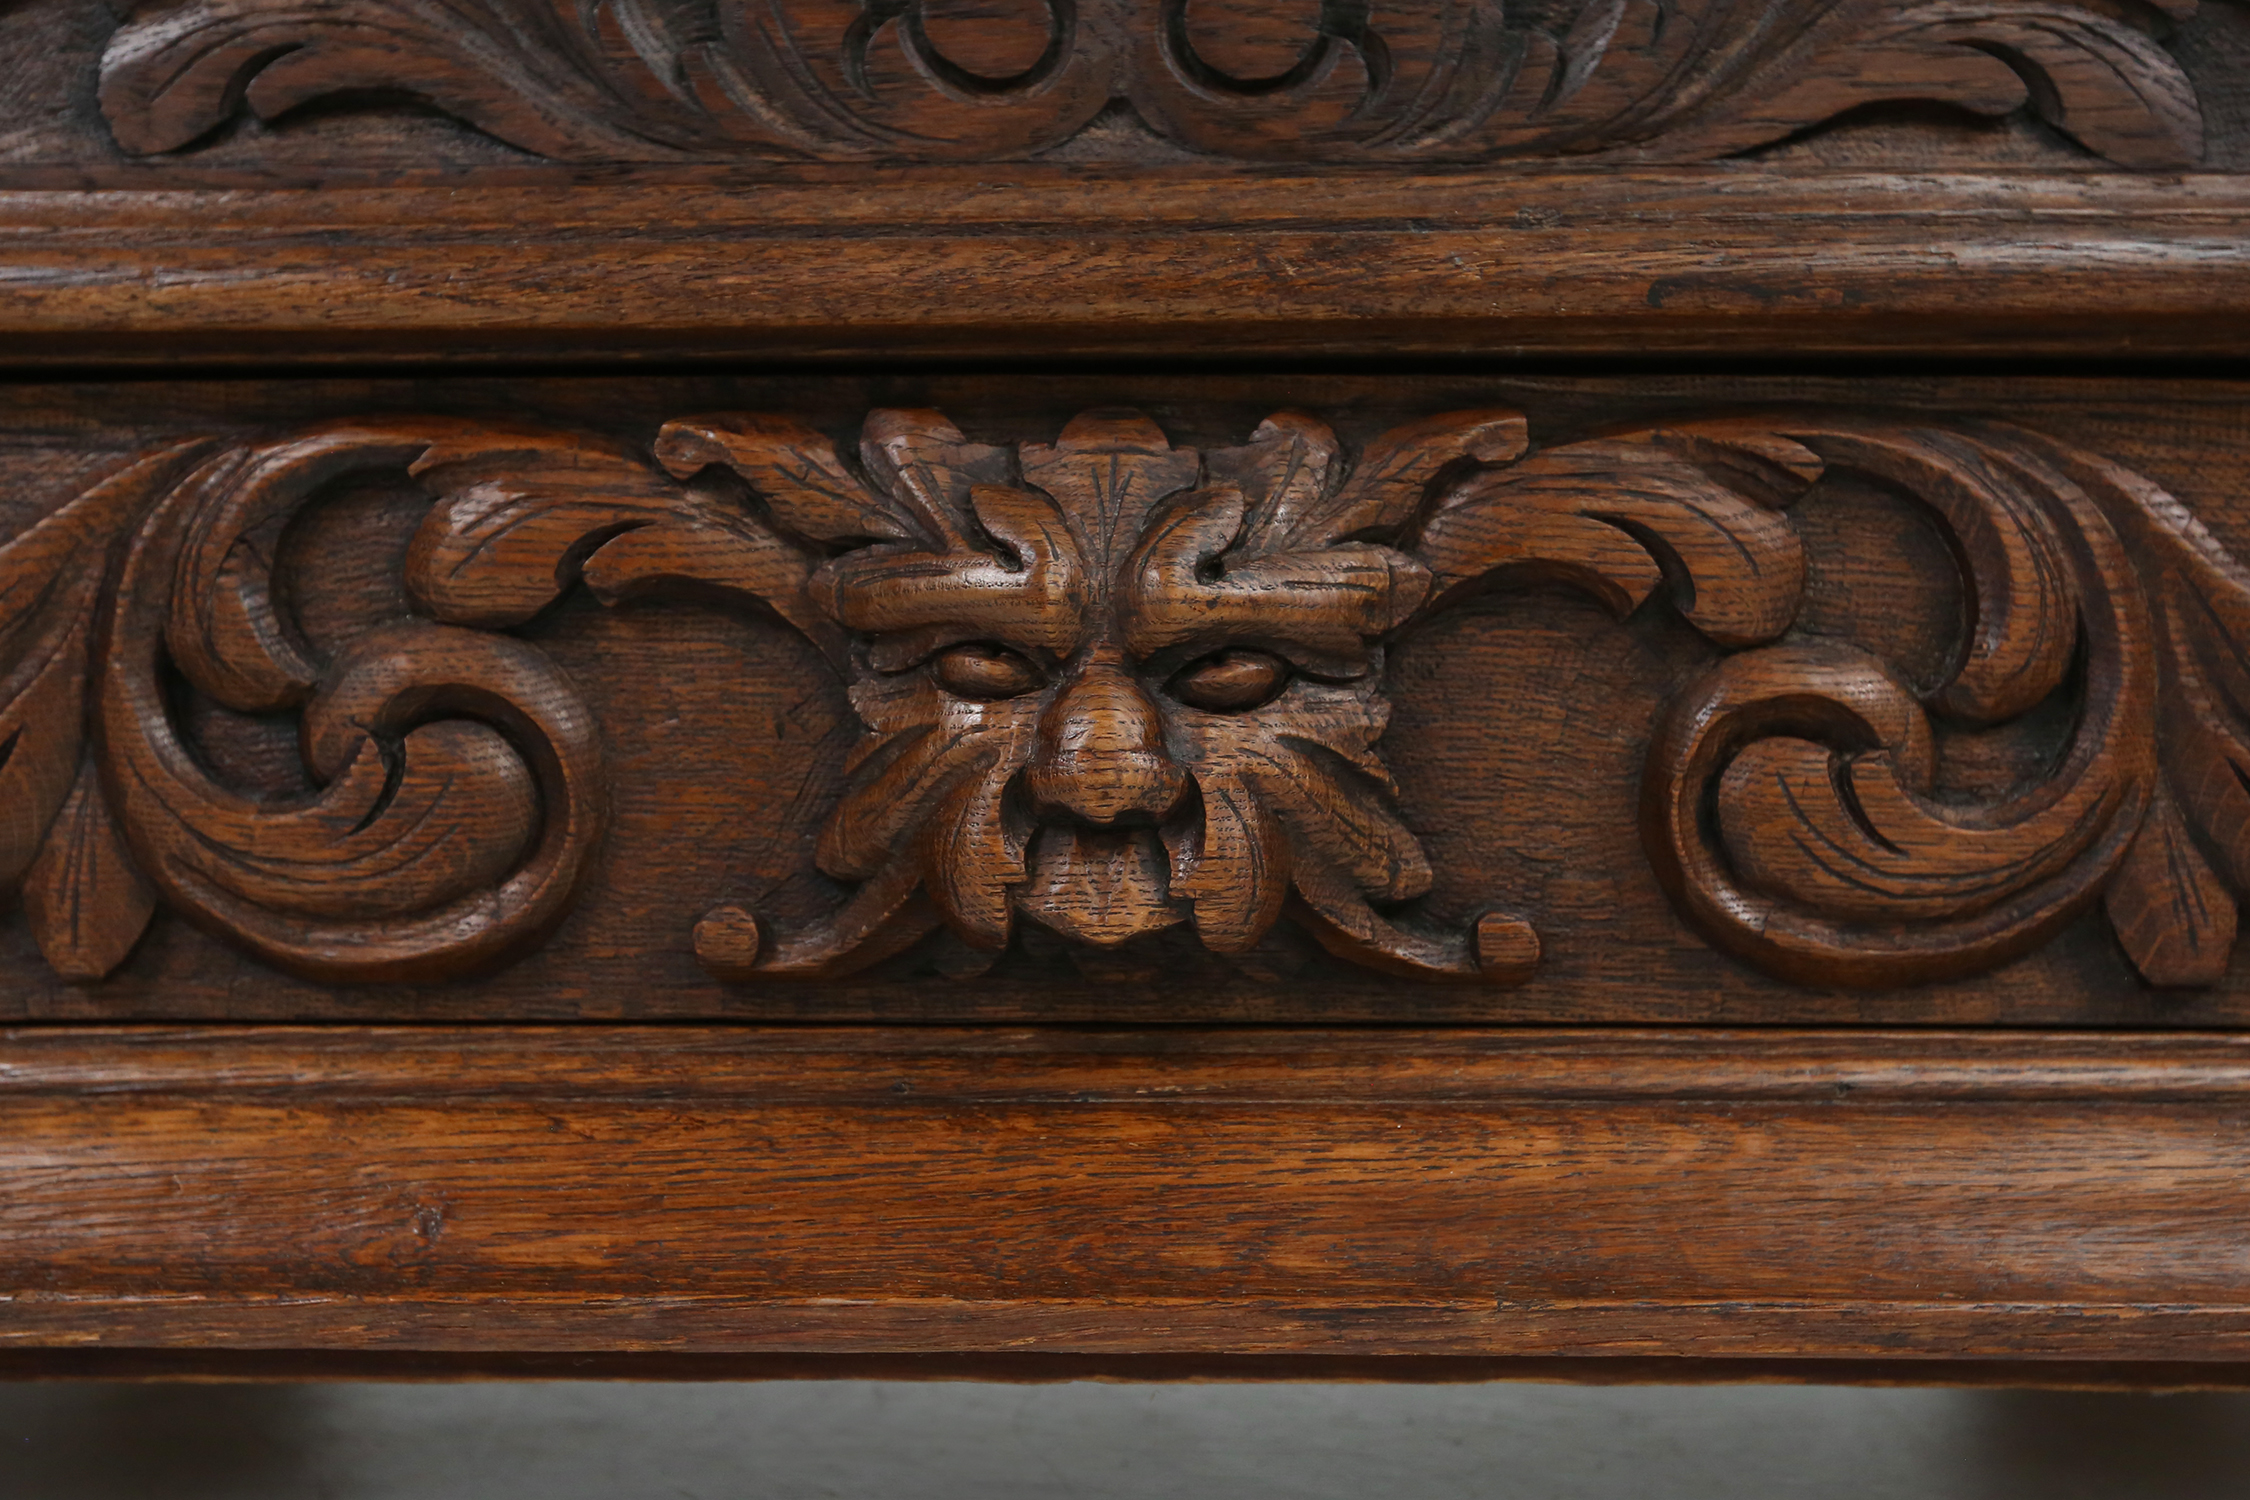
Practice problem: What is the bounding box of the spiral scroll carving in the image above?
[0,403,2243,990]
[1,424,611,983]
[1637,422,2161,987]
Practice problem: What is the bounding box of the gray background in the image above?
[5,1381,2249,1498]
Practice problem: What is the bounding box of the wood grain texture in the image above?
[4,0,2246,1394]
[7,388,2242,1000]
[7,0,2250,183]
[1,172,2245,365]
[19,1348,2250,1385]
[90,0,2217,168]
[2,1024,2249,1365]
[9,370,2250,1024]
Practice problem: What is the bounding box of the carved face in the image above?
[810,409,1434,958]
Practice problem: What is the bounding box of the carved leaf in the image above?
[0,445,205,887]
[1783,422,2079,724]
[820,484,1089,662]
[1124,489,1429,678]
[1018,410,1203,572]
[0,602,94,891]
[1642,425,2160,988]
[166,429,424,712]
[1290,859,1534,983]
[1415,434,1808,648]
[95,427,612,984]
[818,698,1040,885]
[2153,573,2250,891]
[99,0,2212,168]
[1245,732,1432,906]
[859,409,1018,551]
[21,762,157,982]
[1840,2,2205,168]
[2018,434,2250,959]
[920,753,1032,950]
[405,426,829,640]
[102,614,607,981]
[1205,412,1342,553]
[1281,409,1529,550]
[654,414,910,544]
[1167,770,1292,955]
[1716,671,2118,924]
[2106,786,2236,987]
[100,0,698,157]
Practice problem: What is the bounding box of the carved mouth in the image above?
[1011,824,1186,948]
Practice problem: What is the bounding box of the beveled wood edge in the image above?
[7,1349,2248,1388]
[4,1025,2250,1367]
[1,171,2245,362]
[6,1295,2250,1362]
[8,1025,2250,1101]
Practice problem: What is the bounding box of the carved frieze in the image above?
[98,0,2214,167]
[2,400,2243,993]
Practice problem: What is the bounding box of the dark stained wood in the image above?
[5,0,2249,184]
[82,0,2218,169]
[6,0,2250,1389]
[2,1025,2249,1365]
[18,1349,2250,1387]
[2,173,2249,364]
[6,372,2250,1023]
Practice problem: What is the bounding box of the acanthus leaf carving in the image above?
[100,431,612,980]
[0,425,615,984]
[96,0,2217,169]
[2106,784,2236,986]
[11,397,2250,995]
[22,760,160,982]
[1639,419,2161,988]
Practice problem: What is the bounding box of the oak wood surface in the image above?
[2,172,2248,363]
[7,0,2250,1388]
[4,0,2239,178]
[8,371,2250,1025]
[19,1348,2250,1387]
[2,1024,2247,1365]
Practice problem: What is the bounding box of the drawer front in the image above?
[8,3,2250,1377]
[1,372,2245,1027]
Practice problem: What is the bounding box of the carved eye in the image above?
[931,642,1045,700]
[1168,649,1290,713]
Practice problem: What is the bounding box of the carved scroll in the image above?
[0,425,610,983]
[1636,422,2159,987]
[99,0,2213,168]
[2,401,2245,991]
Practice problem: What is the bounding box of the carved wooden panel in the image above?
[0,0,2237,177]
[2,372,2247,1025]
[79,0,2221,167]
[4,1,2250,1389]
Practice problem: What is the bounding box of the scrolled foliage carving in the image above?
[2,400,2246,992]
[99,0,2215,168]
[4,424,612,983]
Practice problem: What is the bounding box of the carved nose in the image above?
[1027,662,1189,825]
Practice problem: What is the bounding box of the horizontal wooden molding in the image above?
[8,1026,2250,1101]
[0,173,2246,362]
[13,1348,2250,1386]
[3,1025,2249,1362]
